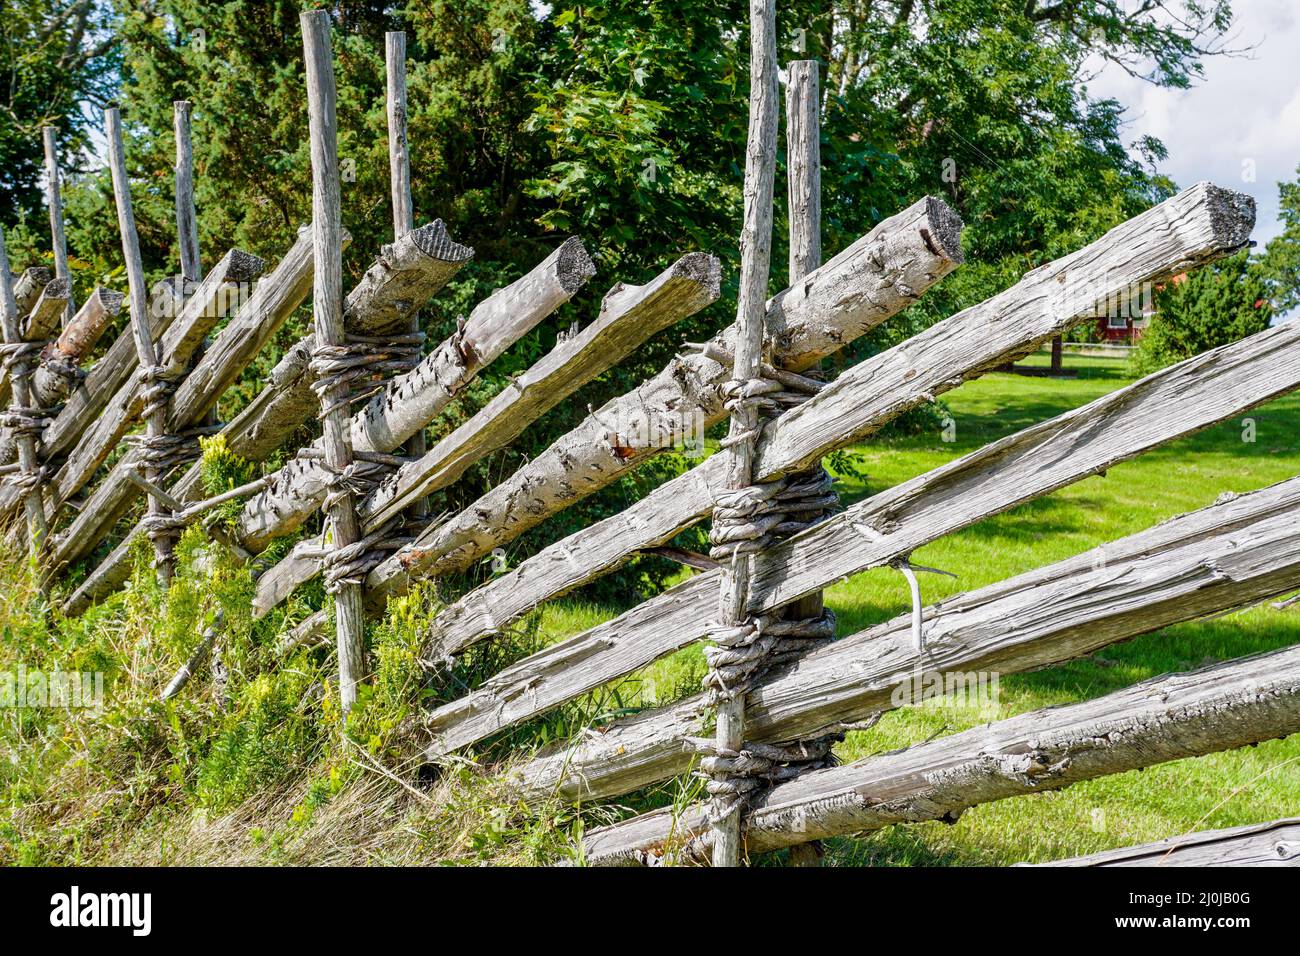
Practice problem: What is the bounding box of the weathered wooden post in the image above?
[302,9,367,714]
[782,57,826,869]
[105,106,175,586]
[709,0,779,868]
[0,227,50,558]
[41,126,74,326]
[385,30,429,521]
[174,101,203,286]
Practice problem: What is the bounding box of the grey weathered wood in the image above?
[425,181,1256,660]
[30,287,125,406]
[1036,818,1300,867]
[41,247,264,525]
[58,218,463,611]
[782,57,824,869]
[0,227,49,555]
[0,268,56,410]
[411,311,1297,758]
[169,226,314,426]
[515,473,1300,805]
[249,249,701,607]
[107,105,177,584]
[363,195,963,609]
[711,0,779,867]
[11,267,52,318]
[42,126,74,326]
[384,30,426,520]
[786,61,821,283]
[303,8,366,713]
[365,254,715,526]
[579,643,1300,864]
[234,236,596,552]
[48,229,315,571]
[22,277,71,342]
[173,101,203,285]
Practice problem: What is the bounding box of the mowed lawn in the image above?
[536,351,1300,865]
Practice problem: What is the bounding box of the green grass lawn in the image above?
[540,351,1300,865]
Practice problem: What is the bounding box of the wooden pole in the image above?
[712,0,779,868]
[302,9,367,714]
[106,106,175,587]
[782,58,824,869]
[41,126,74,327]
[174,101,203,286]
[385,30,429,521]
[0,227,50,558]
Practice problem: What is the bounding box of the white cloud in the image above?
[1086,0,1300,247]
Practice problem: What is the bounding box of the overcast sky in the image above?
[1086,0,1300,249]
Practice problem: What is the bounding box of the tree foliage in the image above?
[1132,251,1273,376]
[0,0,1247,600]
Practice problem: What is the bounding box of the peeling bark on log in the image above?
[249,249,707,602]
[21,276,71,342]
[53,217,462,582]
[234,236,595,552]
[515,473,1300,805]
[363,195,963,606]
[579,643,1300,864]
[1034,818,1300,867]
[30,288,125,407]
[40,247,264,521]
[22,279,181,480]
[413,312,1298,758]
[47,229,317,571]
[425,181,1258,662]
[11,268,52,317]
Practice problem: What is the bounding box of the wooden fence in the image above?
[0,6,1296,866]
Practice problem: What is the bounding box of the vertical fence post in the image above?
[712,0,779,868]
[385,29,428,520]
[42,126,74,327]
[302,9,367,715]
[0,227,50,560]
[105,106,175,587]
[174,101,203,287]
[783,58,827,868]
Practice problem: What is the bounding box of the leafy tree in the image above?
[0,0,119,224]
[1132,251,1273,375]
[1262,163,1300,315]
[0,0,1248,601]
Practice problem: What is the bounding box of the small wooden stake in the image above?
[302,10,367,714]
[174,101,203,286]
[0,227,50,558]
[41,126,74,327]
[713,0,779,868]
[385,29,428,520]
[106,106,175,586]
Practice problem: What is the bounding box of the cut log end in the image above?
[922,196,965,265]
[669,252,723,299]
[1199,182,1257,250]
[407,219,475,265]
[225,249,268,283]
[555,236,598,293]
